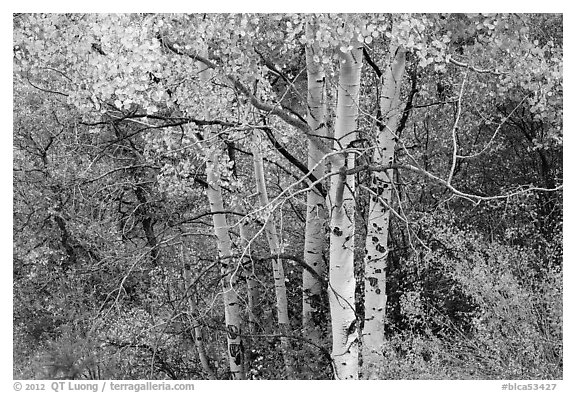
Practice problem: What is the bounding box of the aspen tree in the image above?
[362,39,406,377]
[302,20,328,342]
[328,42,363,380]
[182,262,216,379]
[251,128,294,377]
[236,209,259,337]
[198,57,245,379]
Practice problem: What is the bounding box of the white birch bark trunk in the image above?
[199,59,245,379]
[362,44,406,378]
[251,128,294,377]
[303,22,328,341]
[328,43,363,380]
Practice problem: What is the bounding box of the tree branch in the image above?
[396,69,418,138]
[348,163,563,203]
[160,36,338,167]
[447,72,467,185]
[449,57,505,75]
[362,46,382,78]
[261,127,326,198]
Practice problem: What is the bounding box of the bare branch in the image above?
[457,96,529,159]
[348,163,563,203]
[449,57,506,75]
[447,72,468,185]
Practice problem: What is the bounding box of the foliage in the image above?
[13,13,562,380]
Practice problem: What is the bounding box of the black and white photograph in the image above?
[11,10,565,385]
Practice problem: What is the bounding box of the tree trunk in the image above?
[205,171,245,379]
[183,263,216,379]
[236,207,259,336]
[251,128,294,378]
[362,44,406,378]
[328,43,363,380]
[199,59,245,379]
[134,184,159,264]
[235,206,259,378]
[302,21,328,342]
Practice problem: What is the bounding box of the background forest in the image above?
[13,13,562,380]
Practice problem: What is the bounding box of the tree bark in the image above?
[134,184,159,264]
[302,21,328,342]
[251,128,294,378]
[328,43,363,380]
[236,208,259,337]
[183,263,216,379]
[362,43,406,378]
[199,59,245,379]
